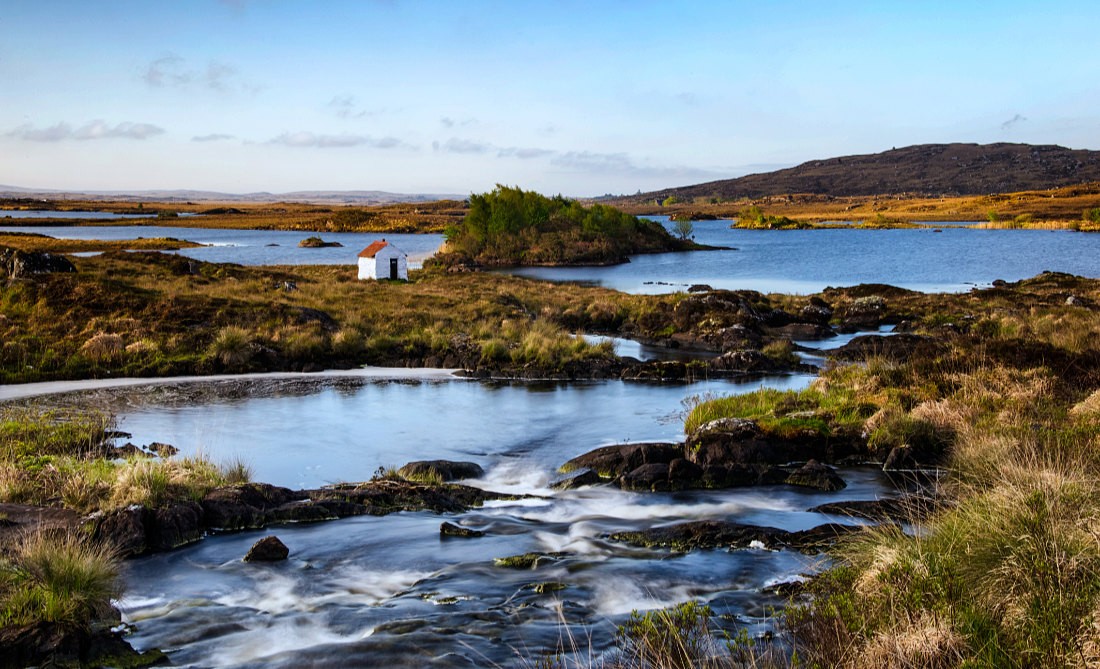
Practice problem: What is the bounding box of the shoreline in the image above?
[0,367,462,402]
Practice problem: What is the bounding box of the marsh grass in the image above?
[0,531,121,629]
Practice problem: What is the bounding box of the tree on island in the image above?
[434,185,696,267]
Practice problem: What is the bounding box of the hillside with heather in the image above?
[631,143,1100,201]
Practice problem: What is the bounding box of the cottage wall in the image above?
[357,245,408,280]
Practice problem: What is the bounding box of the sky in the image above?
[1,1,1098,197]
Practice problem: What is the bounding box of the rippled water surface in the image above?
[102,374,888,667]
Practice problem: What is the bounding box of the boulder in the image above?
[709,349,778,372]
[146,502,204,551]
[244,535,289,562]
[768,322,836,340]
[784,460,847,491]
[146,442,179,457]
[0,246,76,280]
[560,442,681,479]
[90,506,149,557]
[397,460,484,482]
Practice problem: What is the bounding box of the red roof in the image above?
[358,241,389,258]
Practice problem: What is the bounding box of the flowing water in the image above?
[93,374,888,667]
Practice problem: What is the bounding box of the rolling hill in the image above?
[634,143,1100,201]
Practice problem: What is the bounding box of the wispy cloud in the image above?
[433,138,491,154]
[328,95,377,119]
[143,54,252,93]
[440,117,477,129]
[551,150,725,181]
[497,146,555,159]
[1001,113,1027,130]
[192,133,236,142]
[7,120,165,142]
[268,131,407,149]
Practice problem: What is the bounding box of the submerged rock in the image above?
[440,521,485,538]
[244,535,289,562]
[493,552,567,569]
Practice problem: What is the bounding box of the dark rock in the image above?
[799,300,833,325]
[710,349,778,372]
[784,460,847,491]
[809,498,916,522]
[0,621,163,669]
[146,441,178,457]
[440,521,485,538]
[267,500,340,523]
[311,479,510,514]
[113,442,152,459]
[0,246,76,280]
[147,502,204,551]
[202,483,303,530]
[687,284,713,292]
[560,442,681,479]
[293,306,338,331]
[829,334,941,362]
[609,519,864,554]
[397,460,484,482]
[620,462,672,491]
[244,535,289,562]
[90,506,149,557]
[550,468,603,490]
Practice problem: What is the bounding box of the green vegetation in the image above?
[0,531,121,630]
[1084,207,1100,224]
[0,407,250,513]
[673,217,695,240]
[733,205,811,230]
[434,185,697,266]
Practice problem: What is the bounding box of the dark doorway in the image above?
[389,257,399,280]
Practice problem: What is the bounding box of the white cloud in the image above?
[143,54,251,93]
[434,137,491,154]
[7,120,165,142]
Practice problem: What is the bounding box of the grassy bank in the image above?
[667,276,1100,667]
[0,232,203,253]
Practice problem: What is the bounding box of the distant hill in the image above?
[0,186,464,205]
[634,143,1100,201]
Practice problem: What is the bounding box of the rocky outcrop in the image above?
[0,621,164,669]
[608,519,866,554]
[828,333,942,362]
[87,476,515,558]
[0,246,76,280]
[560,442,681,478]
[397,460,484,482]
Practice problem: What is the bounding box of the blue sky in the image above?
[2,1,1098,196]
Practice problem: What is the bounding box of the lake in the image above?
[3,217,1097,293]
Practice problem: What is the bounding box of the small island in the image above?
[429,185,707,268]
[298,236,343,248]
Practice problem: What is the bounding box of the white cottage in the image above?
[357,239,408,281]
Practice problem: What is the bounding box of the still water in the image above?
[103,373,883,668]
[3,217,1097,293]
